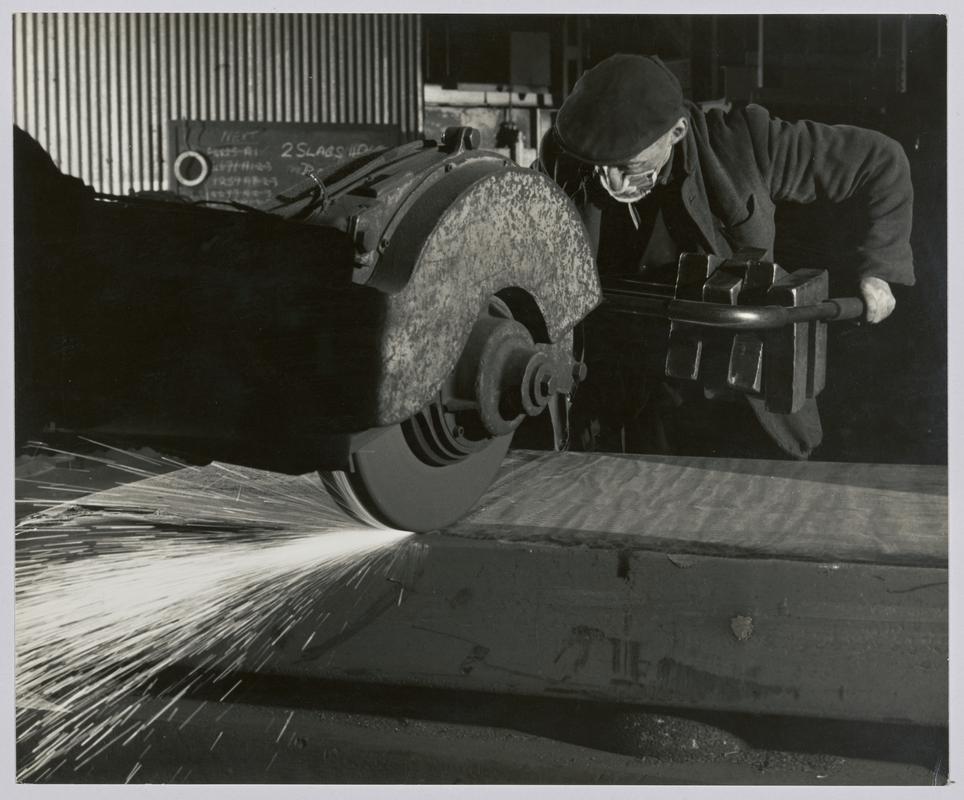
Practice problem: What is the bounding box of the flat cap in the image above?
[555,54,685,165]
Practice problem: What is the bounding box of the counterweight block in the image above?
[664,254,830,414]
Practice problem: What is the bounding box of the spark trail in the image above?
[15,447,418,782]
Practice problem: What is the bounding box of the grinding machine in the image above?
[14,125,864,532]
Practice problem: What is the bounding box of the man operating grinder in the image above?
[538,54,915,459]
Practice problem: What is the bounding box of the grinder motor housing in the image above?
[16,125,600,478]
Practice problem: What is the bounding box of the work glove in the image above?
[859,276,897,323]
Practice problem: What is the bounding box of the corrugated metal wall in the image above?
[12,13,423,194]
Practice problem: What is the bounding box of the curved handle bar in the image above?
[601,290,865,330]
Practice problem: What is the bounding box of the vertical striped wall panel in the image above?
[12,13,423,195]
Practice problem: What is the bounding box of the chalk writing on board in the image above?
[169,120,402,207]
[207,146,261,158]
[279,141,379,160]
[218,129,262,144]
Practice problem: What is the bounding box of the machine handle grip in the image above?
[823,297,865,321]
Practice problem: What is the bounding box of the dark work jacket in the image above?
[538,101,916,458]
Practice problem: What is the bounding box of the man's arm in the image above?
[740,106,915,321]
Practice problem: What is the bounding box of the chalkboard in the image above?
[168,120,403,207]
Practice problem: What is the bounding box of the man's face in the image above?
[595,118,687,203]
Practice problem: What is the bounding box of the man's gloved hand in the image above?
[859,276,896,323]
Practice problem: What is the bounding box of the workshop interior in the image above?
[12,13,948,786]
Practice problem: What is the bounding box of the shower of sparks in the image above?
[15,443,420,783]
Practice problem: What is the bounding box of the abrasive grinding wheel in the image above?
[321,426,511,532]
[320,297,523,532]
[308,146,599,534]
